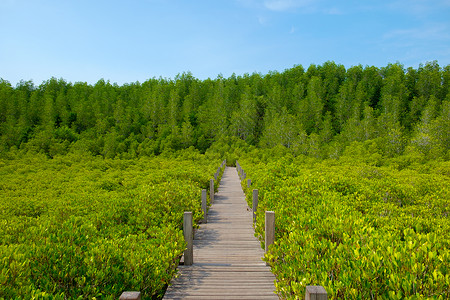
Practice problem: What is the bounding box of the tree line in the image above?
[0,61,449,160]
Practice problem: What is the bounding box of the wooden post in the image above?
[210,179,214,203]
[215,167,220,180]
[247,179,251,188]
[201,189,207,224]
[305,286,327,300]
[183,212,193,266]
[119,291,141,300]
[265,211,275,260]
[252,189,258,225]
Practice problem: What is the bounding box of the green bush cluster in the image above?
[239,151,449,299]
[0,150,221,299]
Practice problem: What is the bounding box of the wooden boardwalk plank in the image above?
[164,167,278,299]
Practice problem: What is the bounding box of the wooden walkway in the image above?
[163,167,278,299]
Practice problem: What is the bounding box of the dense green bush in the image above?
[239,150,449,299]
[0,150,223,299]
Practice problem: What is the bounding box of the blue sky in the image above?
[1,0,450,86]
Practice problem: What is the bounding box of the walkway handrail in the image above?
[237,161,328,300]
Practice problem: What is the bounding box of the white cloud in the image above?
[263,0,315,12]
[235,0,259,8]
[380,23,450,66]
[257,15,268,24]
[237,0,342,14]
[387,0,450,18]
[325,7,342,15]
[384,23,450,41]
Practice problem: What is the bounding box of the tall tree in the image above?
[168,88,180,129]
[410,98,449,158]
[299,76,324,134]
[229,85,258,144]
[197,79,228,145]
[260,108,301,148]
[416,61,442,100]
[317,61,346,113]
[379,63,409,127]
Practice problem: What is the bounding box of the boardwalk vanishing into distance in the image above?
[163,166,278,299]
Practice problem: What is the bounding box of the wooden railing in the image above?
[119,160,226,299]
[236,160,328,300]
[183,159,226,266]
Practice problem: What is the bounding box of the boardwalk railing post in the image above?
[247,179,251,188]
[119,291,141,300]
[214,166,220,180]
[265,211,275,265]
[201,189,207,224]
[236,161,242,178]
[252,189,258,225]
[210,179,214,203]
[184,212,193,266]
[305,286,327,300]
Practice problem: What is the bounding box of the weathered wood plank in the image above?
[165,291,277,297]
[164,166,277,299]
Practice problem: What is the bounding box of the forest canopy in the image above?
[1,61,449,162]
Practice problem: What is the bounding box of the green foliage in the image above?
[239,151,449,299]
[0,61,449,298]
[0,151,221,299]
[1,61,448,161]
